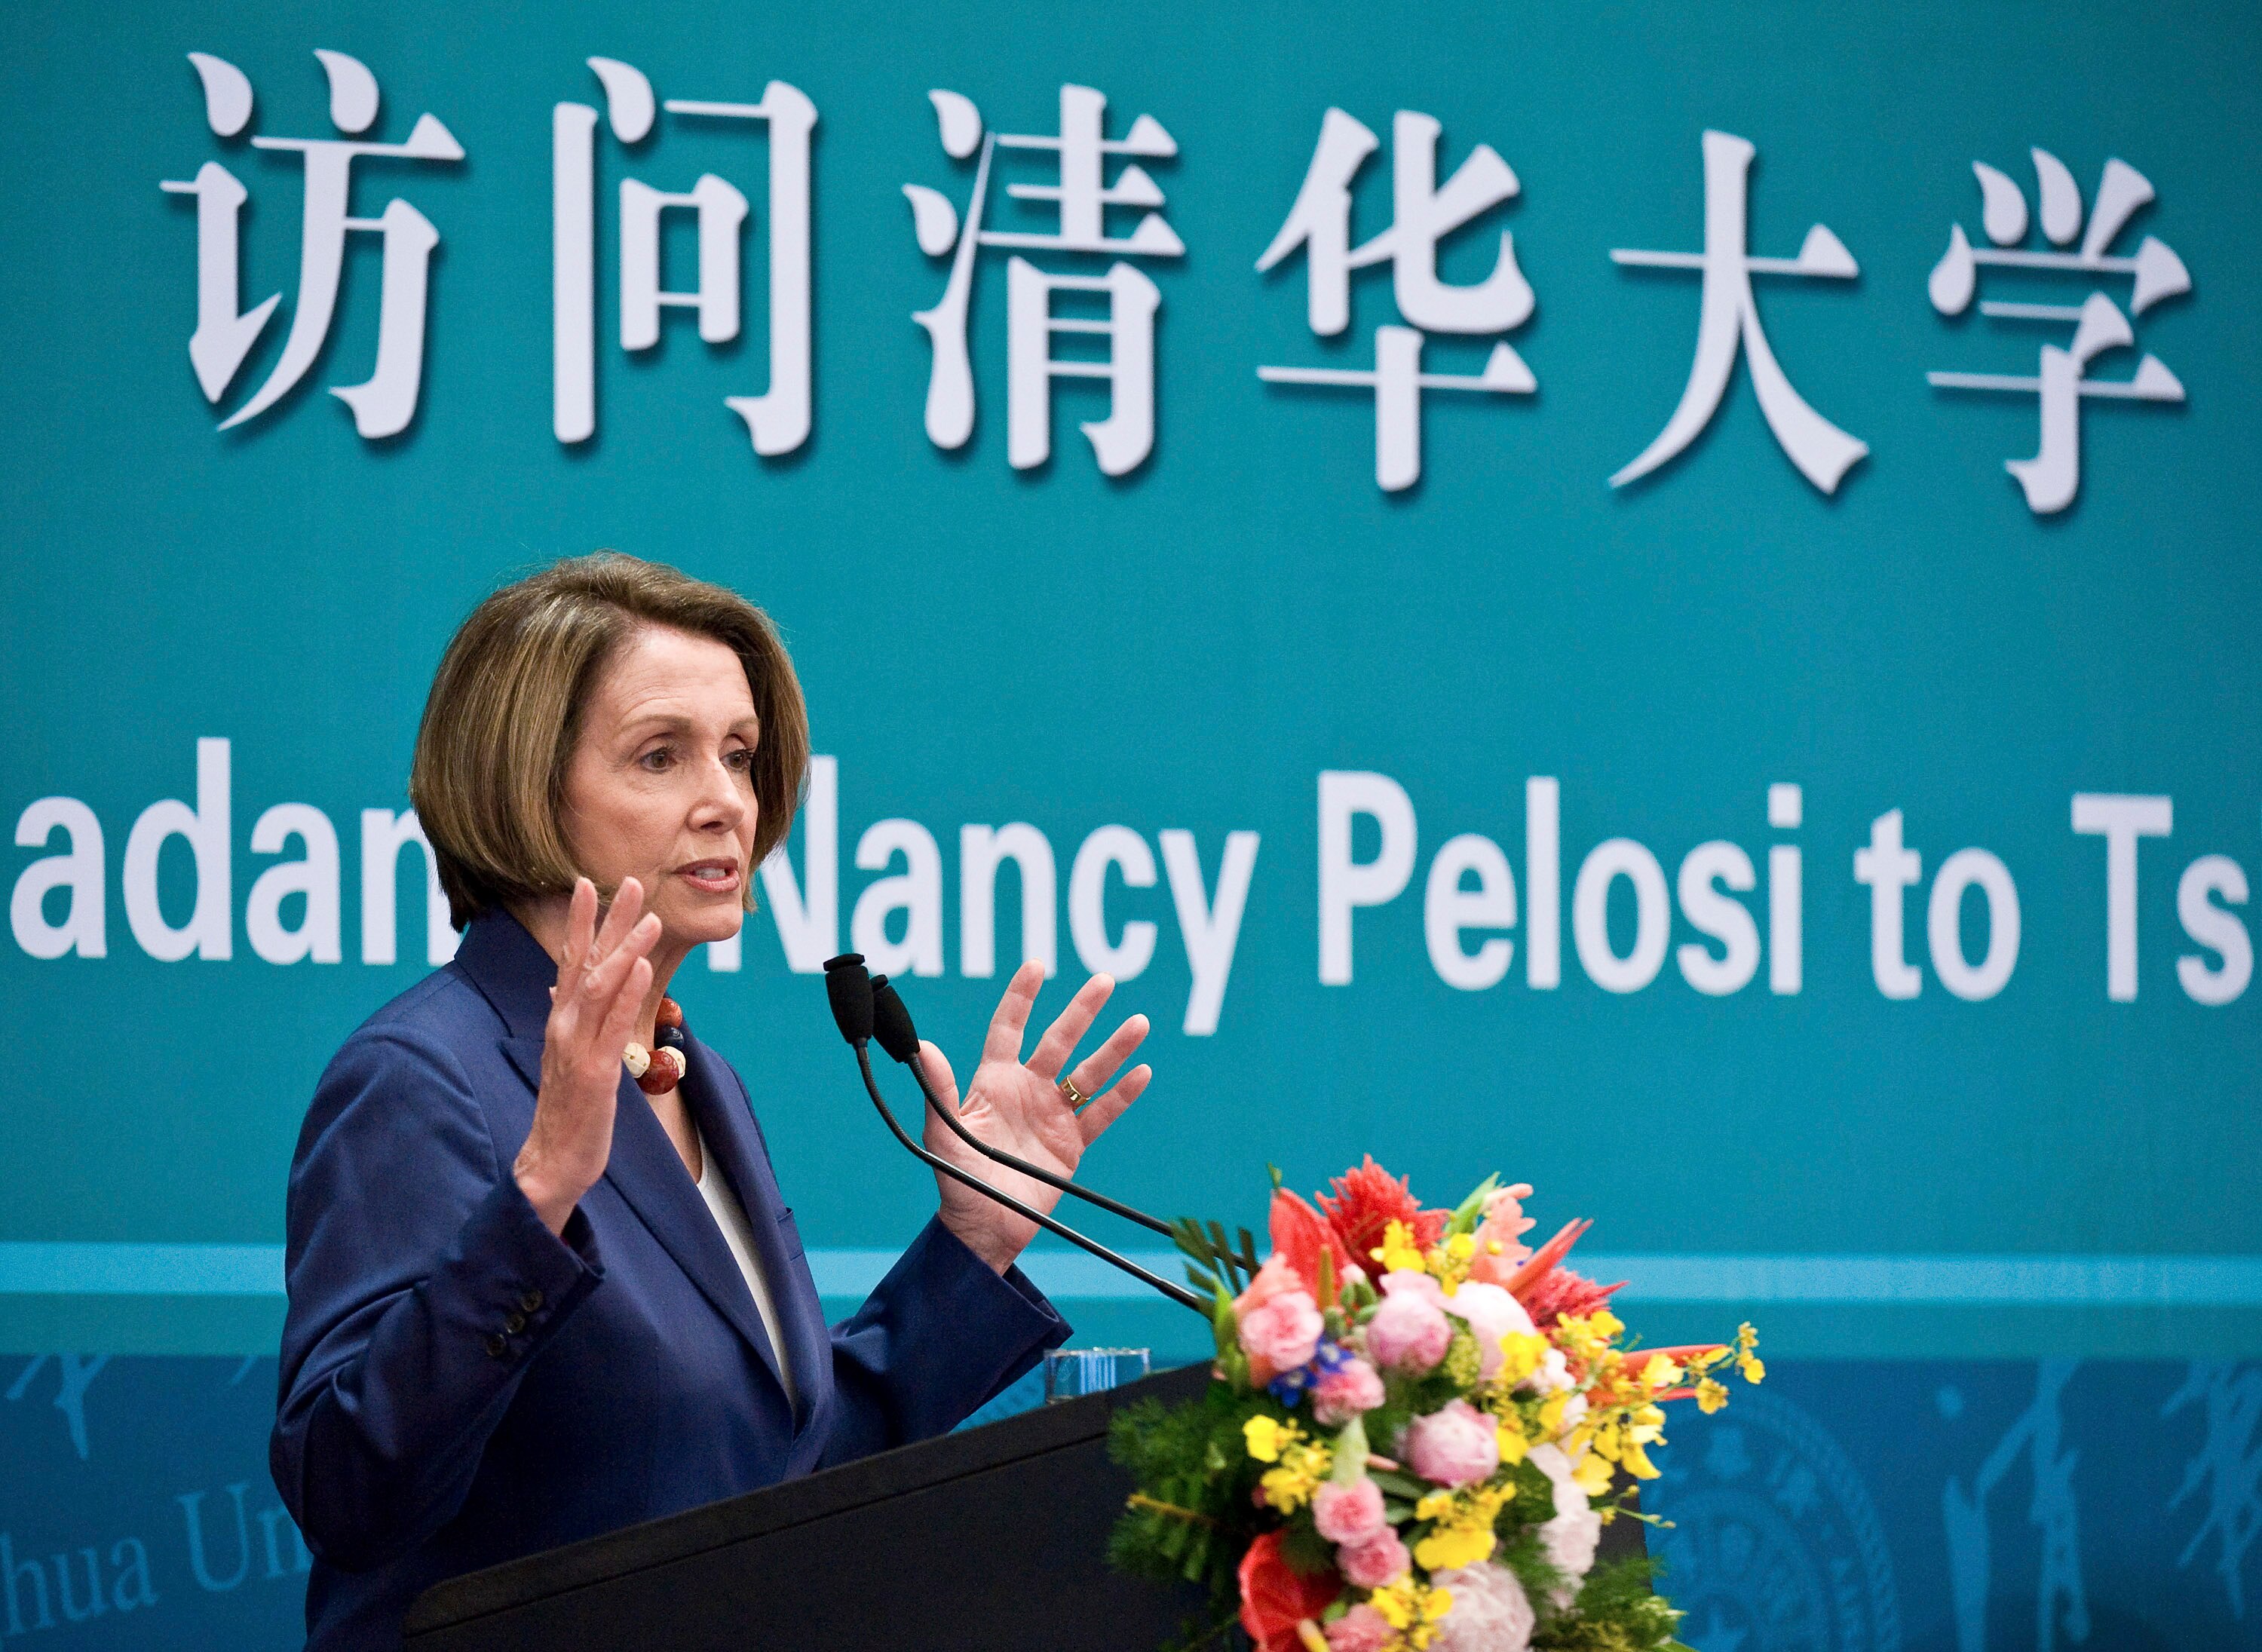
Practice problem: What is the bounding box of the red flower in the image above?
[1237,1530,1342,1652]
[1519,1265,1626,1329]
[1316,1157,1447,1272]
[1270,1189,1357,1304]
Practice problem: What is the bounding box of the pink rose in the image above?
[1428,1561,1535,1652]
[1380,1268,1445,1307]
[1311,1356,1385,1425]
[1406,1399,1500,1488]
[1232,1252,1304,1319]
[1312,1478,1387,1546]
[1528,1443,1601,1607]
[1325,1604,1396,1652]
[1365,1291,1451,1375]
[1444,1281,1535,1381]
[1238,1289,1323,1385]
[1337,1527,1411,1589]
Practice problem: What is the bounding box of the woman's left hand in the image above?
[920,961,1151,1273]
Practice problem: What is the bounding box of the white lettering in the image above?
[852,818,943,978]
[123,737,231,961]
[1424,832,1516,991]
[2176,854,2251,1006]
[1853,808,1922,999]
[11,798,105,958]
[1573,837,1669,993]
[2070,792,2172,1001]
[246,803,340,965]
[1161,829,1259,1035]
[1676,840,1759,995]
[1926,847,2020,1001]
[358,809,457,967]
[1068,825,1157,980]
[961,822,1057,978]
[1317,771,1415,985]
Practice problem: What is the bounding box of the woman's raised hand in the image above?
[921,962,1151,1273]
[514,878,661,1234]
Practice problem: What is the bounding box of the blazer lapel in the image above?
[461,913,788,1396]
[679,1037,830,1431]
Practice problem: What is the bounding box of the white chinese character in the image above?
[161,51,462,439]
[1926,149,2190,514]
[1254,109,1536,492]
[903,84,1181,477]
[553,59,815,456]
[1610,130,1865,494]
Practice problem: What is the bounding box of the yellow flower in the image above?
[1497,1332,1548,1387]
[1373,1220,1429,1276]
[1537,1390,1571,1438]
[1414,1522,1495,1571]
[1621,1437,1660,1480]
[1415,1489,1455,1521]
[1433,1231,1479,1292]
[1369,1578,1418,1626]
[1739,1353,1767,1384]
[1255,1426,1333,1516]
[1370,1577,1454,1647]
[1572,1452,1616,1497]
[1641,1353,1683,1390]
[1244,1415,1286,1463]
[1696,1377,1730,1414]
[1496,1418,1529,1466]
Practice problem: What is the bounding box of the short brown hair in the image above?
[409,553,809,928]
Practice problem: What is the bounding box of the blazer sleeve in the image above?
[817,1216,1071,1465]
[270,1025,605,1571]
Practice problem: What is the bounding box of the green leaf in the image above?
[1447,1174,1502,1237]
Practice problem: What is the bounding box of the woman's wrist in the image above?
[938,1207,1027,1276]
[513,1151,586,1237]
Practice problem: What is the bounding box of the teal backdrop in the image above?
[2,2,2257,1647]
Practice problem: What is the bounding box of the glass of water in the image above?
[1043,1347,1152,1403]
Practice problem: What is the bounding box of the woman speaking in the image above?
[271,554,1154,1650]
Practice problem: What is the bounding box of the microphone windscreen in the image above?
[823,953,873,1045]
[869,978,922,1065]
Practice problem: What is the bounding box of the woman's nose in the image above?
[689,759,750,828]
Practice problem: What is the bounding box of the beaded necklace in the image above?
[621,996,687,1096]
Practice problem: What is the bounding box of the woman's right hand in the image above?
[513,878,661,1234]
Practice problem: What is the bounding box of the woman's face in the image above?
[561,624,760,951]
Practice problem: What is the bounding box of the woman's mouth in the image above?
[676,859,741,894]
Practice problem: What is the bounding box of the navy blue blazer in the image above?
[271,911,1069,1650]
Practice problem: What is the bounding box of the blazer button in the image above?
[483,1332,509,1359]
[518,1289,544,1313]
[504,1310,527,1335]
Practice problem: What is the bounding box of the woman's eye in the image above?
[639,746,676,771]
[725,748,755,773]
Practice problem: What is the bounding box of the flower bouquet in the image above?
[1108,1160,1764,1652]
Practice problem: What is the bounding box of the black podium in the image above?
[404,1363,1643,1651]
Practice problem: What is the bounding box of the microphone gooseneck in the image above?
[870,976,1176,1240]
[822,955,1206,1316]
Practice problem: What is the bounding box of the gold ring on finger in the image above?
[1057,1074,1089,1108]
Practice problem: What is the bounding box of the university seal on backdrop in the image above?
[1653,1388,1902,1652]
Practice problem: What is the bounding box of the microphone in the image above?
[869,973,1175,1239]
[822,954,1206,1316]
